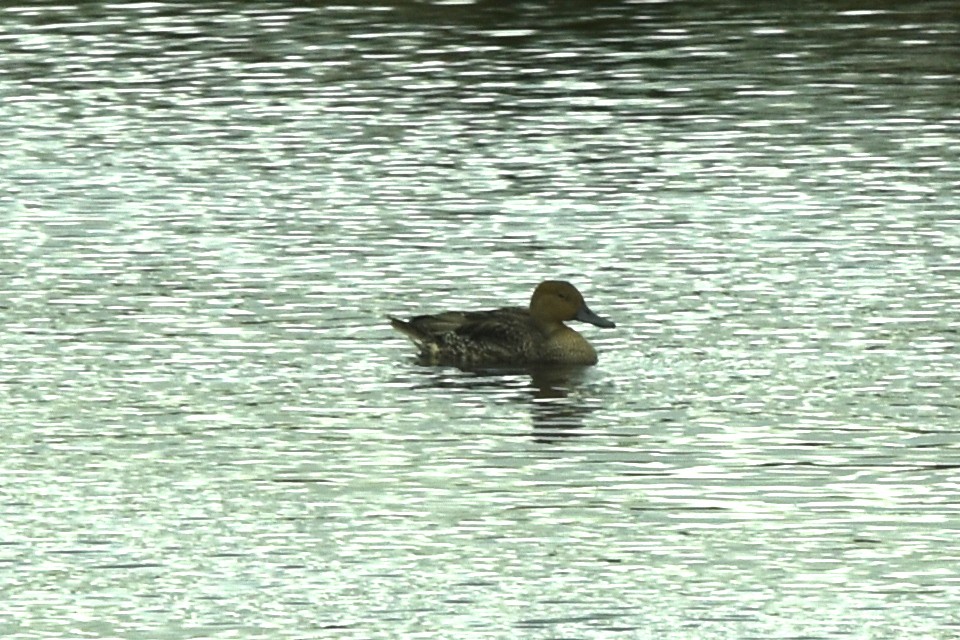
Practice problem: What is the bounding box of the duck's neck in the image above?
[532,317,568,337]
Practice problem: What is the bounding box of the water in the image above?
[2,2,959,638]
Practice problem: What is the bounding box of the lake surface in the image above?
[2,1,959,638]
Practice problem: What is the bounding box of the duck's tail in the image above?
[388,316,428,345]
[389,316,443,363]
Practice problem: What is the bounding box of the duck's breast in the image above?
[540,327,598,365]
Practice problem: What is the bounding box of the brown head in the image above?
[529,280,616,330]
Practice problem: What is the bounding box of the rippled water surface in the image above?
[2,2,959,638]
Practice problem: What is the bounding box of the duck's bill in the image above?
[576,305,616,328]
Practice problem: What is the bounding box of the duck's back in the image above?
[391,306,541,366]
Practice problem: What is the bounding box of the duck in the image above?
[389,280,615,367]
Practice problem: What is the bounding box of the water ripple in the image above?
[2,2,959,638]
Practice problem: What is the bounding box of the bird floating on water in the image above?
[389,280,615,367]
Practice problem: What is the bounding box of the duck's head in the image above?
[529,280,616,328]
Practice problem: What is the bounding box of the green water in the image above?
[2,2,958,638]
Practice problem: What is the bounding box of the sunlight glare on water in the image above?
[1,1,959,638]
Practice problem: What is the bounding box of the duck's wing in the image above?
[452,307,530,341]
[439,307,538,364]
[390,311,468,342]
[393,307,528,339]
[391,307,536,365]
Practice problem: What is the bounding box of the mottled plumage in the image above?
[389,281,615,367]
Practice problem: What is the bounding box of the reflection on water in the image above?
[397,363,604,440]
[2,1,959,638]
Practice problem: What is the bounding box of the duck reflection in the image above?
[527,364,597,442]
[404,363,600,442]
